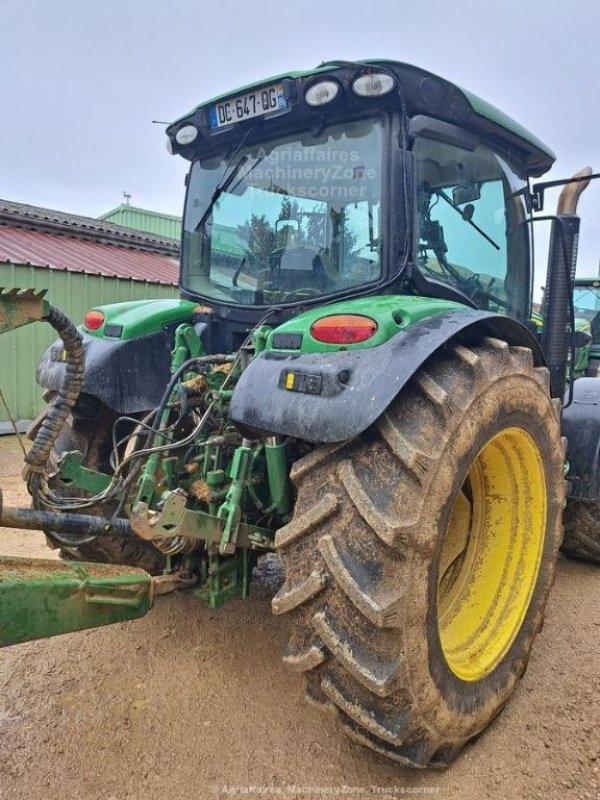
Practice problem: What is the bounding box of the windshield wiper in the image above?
[194,154,249,233]
[436,189,500,251]
[194,125,258,233]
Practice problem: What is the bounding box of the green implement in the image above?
[0,557,152,647]
[0,287,48,334]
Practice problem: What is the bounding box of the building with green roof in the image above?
[99,204,182,241]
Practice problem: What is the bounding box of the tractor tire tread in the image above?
[274,339,563,767]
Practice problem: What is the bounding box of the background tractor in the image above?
[570,277,600,378]
[1,59,599,768]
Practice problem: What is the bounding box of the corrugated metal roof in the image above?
[100,204,182,241]
[0,225,179,285]
[0,199,179,252]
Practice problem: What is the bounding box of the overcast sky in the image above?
[2,0,600,282]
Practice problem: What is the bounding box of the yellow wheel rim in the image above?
[437,427,547,682]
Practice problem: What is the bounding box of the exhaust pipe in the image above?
[541,167,592,399]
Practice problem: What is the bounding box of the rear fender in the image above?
[37,329,174,416]
[229,310,545,443]
[36,297,199,416]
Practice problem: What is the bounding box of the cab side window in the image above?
[413,136,530,319]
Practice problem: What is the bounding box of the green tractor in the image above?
[559,277,600,563]
[570,277,600,377]
[1,59,598,768]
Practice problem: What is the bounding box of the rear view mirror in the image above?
[453,182,481,206]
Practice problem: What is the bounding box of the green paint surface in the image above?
[84,298,197,339]
[0,557,152,647]
[266,294,464,354]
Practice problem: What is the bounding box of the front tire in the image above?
[273,338,564,767]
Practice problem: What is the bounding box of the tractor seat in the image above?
[266,247,330,293]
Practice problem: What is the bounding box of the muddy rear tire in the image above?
[562,501,600,563]
[273,338,564,767]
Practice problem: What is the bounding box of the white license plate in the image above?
[208,84,287,128]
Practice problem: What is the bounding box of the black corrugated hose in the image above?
[25,304,84,490]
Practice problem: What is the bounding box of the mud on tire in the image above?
[562,501,600,563]
[273,338,565,767]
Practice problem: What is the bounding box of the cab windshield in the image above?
[181,119,383,305]
[573,284,600,320]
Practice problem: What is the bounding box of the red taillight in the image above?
[84,310,105,330]
[310,314,378,344]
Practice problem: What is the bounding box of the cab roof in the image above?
[170,59,555,177]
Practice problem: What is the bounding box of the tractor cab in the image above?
[572,277,600,376]
[168,60,554,347]
[573,278,600,330]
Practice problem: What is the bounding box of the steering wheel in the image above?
[283,288,322,300]
[462,274,509,311]
[264,287,322,303]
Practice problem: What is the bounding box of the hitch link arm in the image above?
[217,439,254,555]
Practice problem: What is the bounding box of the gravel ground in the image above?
[0,434,598,800]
